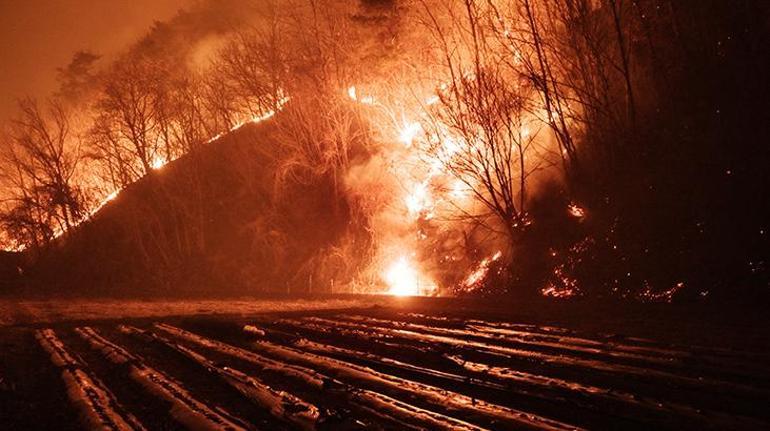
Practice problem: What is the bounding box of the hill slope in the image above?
[22,115,351,297]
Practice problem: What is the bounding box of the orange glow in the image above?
[1,95,290,252]
[150,155,167,170]
[347,86,375,105]
[542,266,580,298]
[405,182,432,219]
[568,203,586,219]
[398,121,422,147]
[383,255,436,296]
[461,251,503,291]
[384,256,420,296]
[450,179,470,200]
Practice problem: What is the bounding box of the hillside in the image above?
[19,113,352,297]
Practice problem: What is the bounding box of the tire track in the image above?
[306,315,768,397]
[75,326,247,431]
[155,323,489,431]
[402,313,770,378]
[119,324,320,430]
[238,323,584,431]
[35,328,145,431]
[270,317,767,430]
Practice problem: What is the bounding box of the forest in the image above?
[0,0,768,302]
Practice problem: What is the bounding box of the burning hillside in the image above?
[0,0,768,301]
[1,1,770,430]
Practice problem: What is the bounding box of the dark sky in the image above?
[0,0,191,126]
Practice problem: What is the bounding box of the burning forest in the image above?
[0,0,769,429]
[0,0,767,302]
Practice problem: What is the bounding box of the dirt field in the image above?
[1,296,769,430]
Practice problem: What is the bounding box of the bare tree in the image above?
[94,58,169,178]
[212,23,287,117]
[416,0,557,246]
[0,99,85,247]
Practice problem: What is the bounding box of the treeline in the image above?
[0,0,395,294]
[1,0,768,300]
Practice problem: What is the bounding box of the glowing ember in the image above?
[399,122,422,147]
[639,281,685,303]
[405,182,432,219]
[461,251,503,291]
[542,266,581,298]
[568,203,586,219]
[541,283,579,298]
[384,256,421,296]
[347,86,375,105]
[150,156,167,170]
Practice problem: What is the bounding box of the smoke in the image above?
[0,0,195,127]
[187,34,229,72]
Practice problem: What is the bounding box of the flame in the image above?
[399,122,422,147]
[384,255,435,296]
[0,231,24,252]
[347,86,375,105]
[1,95,290,252]
[384,256,420,296]
[567,203,585,218]
[91,190,119,214]
[461,250,502,291]
[405,182,432,219]
[150,155,167,170]
[344,76,574,299]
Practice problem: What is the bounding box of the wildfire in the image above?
[461,250,503,291]
[150,155,167,170]
[346,77,564,300]
[384,256,421,296]
[568,203,586,219]
[405,182,433,219]
[399,121,422,147]
[346,86,375,105]
[0,96,290,253]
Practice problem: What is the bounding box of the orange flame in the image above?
[461,250,502,291]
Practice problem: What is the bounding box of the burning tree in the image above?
[91,58,173,183]
[2,0,763,301]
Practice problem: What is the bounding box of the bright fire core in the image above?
[384,256,422,296]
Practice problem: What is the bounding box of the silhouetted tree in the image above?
[0,99,85,247]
